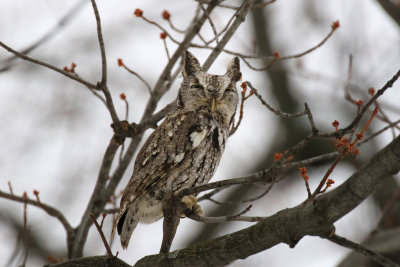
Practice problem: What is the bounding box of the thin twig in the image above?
[205,8,238,45]
[0,0,87,72]
[189,213,264,223]
[340,68,400,134]
[118,59,152,95]
[140,0,220,121]
[230,84,251,136]
[280,21,340,60]
[90,214,113,257]
[282,152,339,169]
[90,0,119,124]
[0,41,97,89]
[208,184,273,205]
[167,18,186,33]
[162,38,171,60]
[141,16,181,44]
[0,190,73,234]
[327,234,400,267]
[202,0,256,71]
[98,83,119,124]
[8,181,13,195]
[198,186,228,202]
[90,0,107,85]
[177,168,277,199]
[309,155,342,200]
[304,103,318,134]
[246,81,308,118]
[198,0,220,45]
[357,118,400,146]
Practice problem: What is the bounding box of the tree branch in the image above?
[327,234,400,267]
[134,135,400,266]
[0,41,97,89]
[70,135,120,258]
[0,191,73,237]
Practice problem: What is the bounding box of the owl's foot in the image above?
[181,195,203,217]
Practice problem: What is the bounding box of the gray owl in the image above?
[113,51,241,248]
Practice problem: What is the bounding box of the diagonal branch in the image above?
[0,41,97,89]
[135,135,400,266]
[140,0,220,121]
[202,0,256,71]
[0,0,87,72]
[327,234,400,267]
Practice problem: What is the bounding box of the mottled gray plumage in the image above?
[113,51,241,248]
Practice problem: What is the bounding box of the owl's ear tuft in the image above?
[183,51,201,77]
[226,57,241,82]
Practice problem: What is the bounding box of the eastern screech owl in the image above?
[113,51,241,248]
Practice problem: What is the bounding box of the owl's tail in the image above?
[120,208,139,249]
[112,206,139,249]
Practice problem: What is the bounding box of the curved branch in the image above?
[0,191,73,235]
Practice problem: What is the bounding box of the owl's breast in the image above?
[162,110,228,193]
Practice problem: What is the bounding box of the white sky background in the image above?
[0,0,399,266]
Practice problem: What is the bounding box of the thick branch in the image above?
[376,0,400,27]
[47,255,130,267]
[135,135,400,266]
[69,136,120,258]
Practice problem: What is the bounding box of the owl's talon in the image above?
[193,203,203,215]
[180,195,202,217]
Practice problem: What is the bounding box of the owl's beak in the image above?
[210,97,216,113]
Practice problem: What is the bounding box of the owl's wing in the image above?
[112,110,218,233]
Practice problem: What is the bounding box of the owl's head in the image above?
[177,51,241,129]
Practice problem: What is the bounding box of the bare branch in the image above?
[140,0,220,121]
[0,190,73,235]
[189,214,264,223]
[70,135,120,258]
[202,0,256,71]
[188,205,266,223]
[341,68,400,133]
[90,0,107,85]
[118,58,152,95]
[279,21,340,60]
[246,81,308,118]
[327,234,400,267]
[198,0,220,45]
[177,168,277,198]
[0,0,87,72]
[89,214,113,257]
[98,83,120,124]
[357,118,400,146]
[0,41,97,89]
